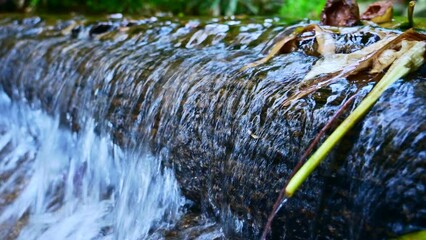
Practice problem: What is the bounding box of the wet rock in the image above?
[321,0,360,27]
[89,23,115,36]
[334,31,381,53]
[361,0,393,24]
[71,25,82,38]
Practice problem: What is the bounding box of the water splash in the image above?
[274,198,288,215]
[0,90,185,239]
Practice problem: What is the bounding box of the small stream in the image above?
[0,15,425,239]
[0,90,186,239]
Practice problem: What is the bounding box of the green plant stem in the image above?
[285,40,426,197]
[260,92,358,240]
[408,1,416,28]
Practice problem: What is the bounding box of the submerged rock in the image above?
[89,23,115,36]
[321,0,360,26]
[0,15,424,239]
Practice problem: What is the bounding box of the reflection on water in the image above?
[0,90,185,239]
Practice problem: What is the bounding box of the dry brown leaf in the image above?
[283,29,426,106]
[314,25,336,56]
[304,33,397,80]
[241,25,315,70]
[242,24,385,70]
[361,1,393,24]
[321,0,361,27]
[240,34,296,70]
[369,49,397,73]
[370,40,417,73]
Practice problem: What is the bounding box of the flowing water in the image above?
[0,90,186,239]
[0,14,425,239]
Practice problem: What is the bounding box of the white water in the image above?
[0,91,185,240]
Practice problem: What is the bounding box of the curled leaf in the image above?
[321,0,361,27]
[361,1,393,24]
[314,25,336,56]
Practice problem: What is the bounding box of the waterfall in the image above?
[0,90,185,239]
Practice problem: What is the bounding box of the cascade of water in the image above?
[0,15,424,239]
[0,90,185,239]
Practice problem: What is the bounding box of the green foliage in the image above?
[280,0,326,19]
[4,0,327,18]
[146,0,282,16]
[85,0,143,13]
[395,230,426,240]
[37,0,143,13]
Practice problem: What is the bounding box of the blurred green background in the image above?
[0,0,422,19]
[0,0,326,18]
